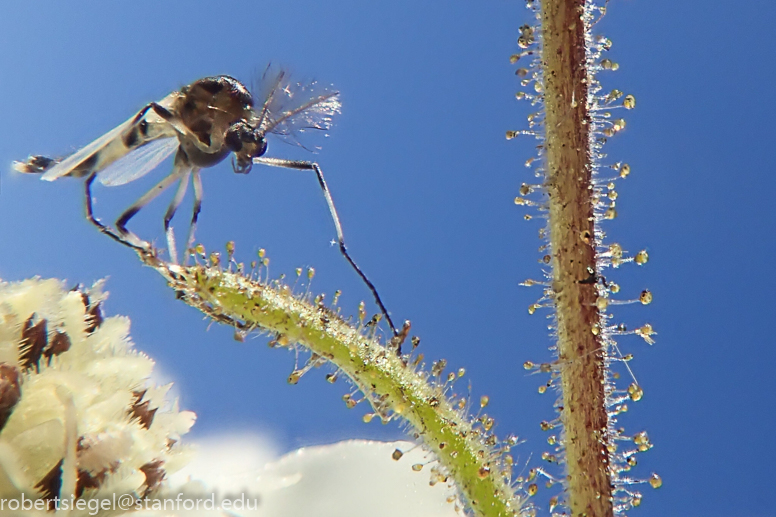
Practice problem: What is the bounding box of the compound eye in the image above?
[254,137,268,158]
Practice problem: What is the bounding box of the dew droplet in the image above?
[287,370,302,385]
[480,395,490,408]
[649,473,662,489]
[547,435,557,445]
[632,493,643,506]
[623,94,636,109]
[538,385,547,394]
[412,463,424,472]
[515,91,527,100]
[506,130,518,140]
[604,207,617,219]
[635,250,649,265]
[609,282,620,294]
[392,449,404,460]
[640,290,653,305]
[524,361,535,370]
[363,413,375,423]
[527,484,538,496]
[458,367,466,377]
[619,163,631,178]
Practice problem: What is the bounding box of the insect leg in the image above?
[163,169,192,264]
[183,170,203,266]
[84,172,148,251]
[253,156,398,337]
[115,167,184,248]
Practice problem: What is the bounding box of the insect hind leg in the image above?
[84,172,149,251]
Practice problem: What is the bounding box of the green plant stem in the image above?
[540,0,613,515]
[140,254,523,517]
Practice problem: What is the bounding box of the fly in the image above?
[13,67,398,337]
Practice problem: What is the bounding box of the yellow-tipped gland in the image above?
[628,383,644,402]
[623,94,636,109]
[640,290,653,305]
[635,249,649,265]
[620,163,631,178]
[392,449,403,461]
[649,473,663,489]
[527,484,538,496]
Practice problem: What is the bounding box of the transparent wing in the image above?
[97,137,179,186]
[40,96,178,182]
[40,115,137,181]
[252,65,341,149]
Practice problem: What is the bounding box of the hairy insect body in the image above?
[12,69,398,336]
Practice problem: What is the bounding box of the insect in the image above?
[13,67,398,336]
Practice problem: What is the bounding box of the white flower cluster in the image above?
[0,278,196,516]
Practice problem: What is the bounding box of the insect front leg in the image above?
[253,156,399,341]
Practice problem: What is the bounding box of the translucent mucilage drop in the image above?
[623,94,636,109]
[649,473,663,489]
[635,250,649,265]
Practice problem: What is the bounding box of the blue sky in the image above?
[0,1,774,516]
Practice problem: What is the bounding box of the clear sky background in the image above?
[0,1,774,516]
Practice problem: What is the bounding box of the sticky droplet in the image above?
[649,473,662,489]
[628,383,644,401]
[635,250,649,265]
[640,290,653,305]
[624,94,636,109]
